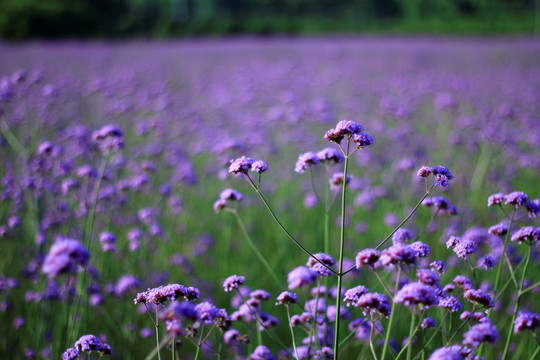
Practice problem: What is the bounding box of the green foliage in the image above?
[0,0,538,38]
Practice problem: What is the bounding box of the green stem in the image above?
[375,186,434,251]
[445,307,475,346]
[406,309,416,360]
[368,316,379,360]
[193,326,204,360]
[287,305,300,360]
[333,143,350,360]
[156,307,162,360]
[492,209,516,298]
[502,244,533,360]
[232,212,284,288]
[373,268,393,299]
[381,266,402,360]
[172,336,175,360]
[246,175,338,276]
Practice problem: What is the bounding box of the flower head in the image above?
[324,120,364,143]
[511,226,540,244]
[505,191,529,208]
[295,152,320,173]
[514,311,540,333]
[380,243,416,266]
[462,322,498,348]
[42,238,90,279]
[355,248,381,268]
[251,160,268,173]
[223,275,246,292]
[395,282,439,308]
[344,285,369,307]
[355,292,391,317]
[317,148,344,164]
[287,266,318,290]
[275,291,298,305]
[306,253,335,277]
[229,156,254,175]
[487,193,506,207]
[250,345,277,360]
[464,289,494,309]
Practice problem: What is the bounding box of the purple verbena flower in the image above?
[525,199,540,218]
[62,348,79,360]
[317,148,344,164]
[275,291,298,305]
[324,120,364,143]
[250,345,277,360]
[343,285,369,307]
[411,241,431,258]
[421,317,436,329]
[223,275,246,292]
[329,173,352,190]
[395,282,439,308]
[355,292,391,317]
[355,248,381,268]
[220,188,244,202]
[453,239,477,259]
[505,191,529,208]
[511,226,540,244]
[487,193,506,207]
[287,266,318,290]
[295,152,320,173]
[430,260,448,275]
[480,256,495,270]
[438,296,463,312]
[380,243,416,266]
[453,275,474,291]
[195,302,219,324]
[251,160,268,173]
[417,269,440,288]
[514,311,540,333]
[229,156,254,175]
[315,347,334,359]
[306,253,335,277]
[462,322,498,348]
[417,166,432,178]
[352,132,374,148]
[392,228,414,244]
[99,231,116,253]
[488,221,509,236]
[464,289,494,309]
[42,238,90,279]
[427,346,465,360]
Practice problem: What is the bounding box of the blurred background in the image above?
[0,0,539,39]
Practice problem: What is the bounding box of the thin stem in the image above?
[381,266,402,360]
[171,336,175,360]
[232,212,284,288]
[0,117,28,159]
[333,142,350,360]
[375,186,434,251]
[245,174,338,276]
[492,209,516,298]
[309,168,322,206]
[287,305,300,360]
[445,307,476,346]
[466,256,478,288]
[406,309,416,360]
[372,268,393,299]
[502,244,533,360]
[413,311,451,360]
[368,316,379,360]
[193,325,205,360]
[521,281,540,295]
[156,307,162,360]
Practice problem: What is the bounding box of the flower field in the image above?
[0,37,539,359]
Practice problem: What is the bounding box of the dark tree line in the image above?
[0,0,537,39]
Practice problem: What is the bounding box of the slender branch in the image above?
[381,266,402,360]
[287,305,300,360]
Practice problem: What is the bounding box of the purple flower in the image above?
[315,347,334,359]
[462,322,498,347]
[134,283,198,304]
[421,317,436,329]
[438,296,463,312]
[99,232,116,253]
[344,285,369,306]
[275,291,298,305]
[430,260,448,275]
[431,165,454,180]
[251,160,268,173]
[453,275,474,291]
[229,156,254,175]
[115,275,140,296]
[505,191,529,208]
[488,221,509,236]
[42,238,90,279]
[195,302,219,324]
[295,152,320,173]
[417,269,440,288]
[75,334,112,354]
[219,188,244,202]
[446,236,460,249]
[213,199,228,213]
[411,241,431,258]
[380,243,416,266]
[250,289,271,301]
[395,282,439,308]
[223,329,241,345]
[287,266,318,289]
[514,311,540,333]
[525,199,540,218]
[329,173,352,190]
[427,346,465,360]
[223,275,246,292]
[464,289,494,309]
[250,345,277,360]
[453,239,477,259]
[91,124,124,153]
[324,120,364,143]
[317,148,344,164]
[416,166,432,178]
[355,248,381,268]
[355,292,391,317]
[480,256,495,270]
[62,348,79,360]
[306,253,335,277]
[392,228,414,244]
[352,132,374,148]
[487,193,506,207]
[511,226,540,244]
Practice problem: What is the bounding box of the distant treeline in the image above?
[0,0,538,39]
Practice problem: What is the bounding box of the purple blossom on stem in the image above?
[511,226,540,244]
[275,291,298,305]
[392,228,414,244]
[380,243,416,266]
[343,285,369,306]
[427,346,466,360]
[351,132,374,148]
[220,188,244,202]
[62,348,79,360]
[317,148,344,164]
[438,296,463,312]
[464,289,494,309]
[324,120,364,143]
[306,253,335,277]
[417,166,432,178]
[514,311,540,333]
[223,275,245,292]
[42,238,90,279]
[462,322,498,348]
[504,191,529,208]
[355,292,391,317]
[453,275,474,291]
[394,282,439,308]
[229,156,254,175]
[488,221,509,236]
[251,160,268,173]
[355,248,381,268]
[430,260,448,275]
[421,317,436,329]
[287,266,318,290]
[295,152,320,173]
[250,345,277,360]
[487,193,506,207]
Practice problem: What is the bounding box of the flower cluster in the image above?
[417,165,454,188]
[214,188,244,213]
[42,238,90,279]
[324,120,374,149]
[62,334,113,359]
[134,283,200,305]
